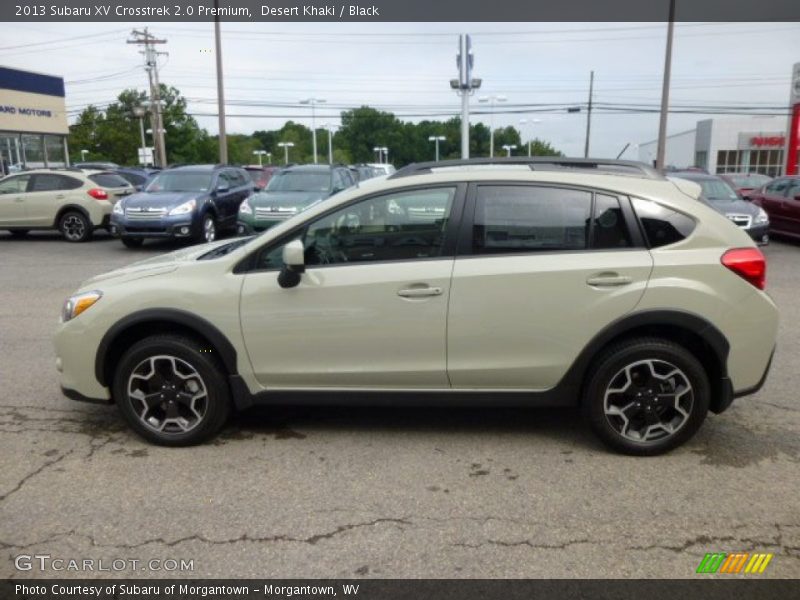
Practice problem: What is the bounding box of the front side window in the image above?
[632,198,695,249]
[473,186,592,253]
[0,175,31,194]
[302,187,456,266]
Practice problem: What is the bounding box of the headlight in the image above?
[755,208,769,224]
[62,290,102,323]
[239,198,252,215]
[112,201,124,215]
[168,199,196,216]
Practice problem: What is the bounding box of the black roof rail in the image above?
[388,157,664,180]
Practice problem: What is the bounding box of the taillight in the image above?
[721,248,766,290]
[87,188,108,200]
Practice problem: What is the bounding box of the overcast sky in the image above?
[2,21,798,159]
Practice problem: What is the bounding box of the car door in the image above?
[26,174,83,226]
[447,184,653,390]
[239,184,465,389]
[756,178,790,231]
[0,174,32,226]
[782,179,800,235]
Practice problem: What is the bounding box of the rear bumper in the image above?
[733,347,775,399]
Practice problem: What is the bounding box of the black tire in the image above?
[121,236,144,248]
[112,335,231,446]
[9,229,29,237]
[582,338,710,456]
[198,213,217,243]
[58,210,93,243]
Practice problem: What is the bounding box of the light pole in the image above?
[323,123,337,164]
[478,94,507,157]
[80,149,88,161]
[300,97,326,164]
[373,146,382,163]
[428,135,446,161]
[266,152,272,164]
[253,150,267,166]
[132,106,147,165]
[501,144,517,157]
[519,118,541,157]
[277,141,294,164]
[381,147,389,165]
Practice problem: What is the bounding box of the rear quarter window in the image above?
[632,198,696,248]
[89,172,131,188]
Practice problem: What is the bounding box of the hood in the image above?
[705,197,760,217]
[249,190,328,210]
[122,191,200,210]
[78,239,235,290]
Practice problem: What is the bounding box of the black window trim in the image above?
[457,181,647,258]
[234,182,468,274]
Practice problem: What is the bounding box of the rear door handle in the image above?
[398,286,443,298]
[586,273,633,287]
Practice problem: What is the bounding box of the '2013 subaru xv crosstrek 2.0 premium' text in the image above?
[55,158,778,455]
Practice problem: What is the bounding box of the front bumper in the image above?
[236,216,285,235]
[110,214,197,239]
[745,223,770,245]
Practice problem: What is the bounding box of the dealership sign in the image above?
[0,67,68,135]
[738,133,786,150]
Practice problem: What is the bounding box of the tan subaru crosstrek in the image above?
[0,168,133,241]
[54,159,778,455]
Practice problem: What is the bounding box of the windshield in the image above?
[698,179,739,202]
[727,174,771,188]
[146,171,213,193]
[266,171,330,193]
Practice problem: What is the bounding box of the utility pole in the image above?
[128,28,167,167]
[214,0,228,164]
[584,71,594,158]
[656,0,676,171]
[451,34,481,159]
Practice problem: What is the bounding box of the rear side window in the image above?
[118,172,146,186]
[593,194,632,249]
[474,186,591,252]
[89,172,130,188]
[632,198,695,248]
[31,174,81,191]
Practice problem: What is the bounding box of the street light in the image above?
[323,123,337,164]
[381,147,389,165]
[501,144,517,157]
[519,118,541,157]
[428,135,446,161]
[266,152,272,164]
[373,146,382,163]
[80,149,88,161]
[132,106,148,165]
[252,150,267,166]
[300,97,326,164]
[478,94,507,157]
[277,141,295,164]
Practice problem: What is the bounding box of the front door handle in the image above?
[586,273,633,287]
[397,286,443,298]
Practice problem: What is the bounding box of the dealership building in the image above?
[639,62,800,177]
[0,66,70,176]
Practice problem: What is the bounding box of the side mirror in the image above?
[278,239,305,289]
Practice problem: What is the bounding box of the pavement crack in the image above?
[0,449,74,503]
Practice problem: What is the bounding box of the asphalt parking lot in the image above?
[0,230,798,579]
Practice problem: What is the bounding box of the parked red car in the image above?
[748,176,800,239]
[244,165,279,190]
[720,173,772,199]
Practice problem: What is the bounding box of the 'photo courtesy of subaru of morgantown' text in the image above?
[0,0,799,597]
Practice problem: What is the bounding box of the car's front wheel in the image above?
[112,335,231,446]
[582,338,710,456]
[59,211,93,243]
[199,214,216,243]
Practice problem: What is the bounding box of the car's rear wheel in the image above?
[112,335,231,446]
[9,229,29,237]
[59,211,93,243]
[121,236,144,248]
[582,338,710,456]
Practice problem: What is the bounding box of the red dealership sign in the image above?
[750,136,785,147]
